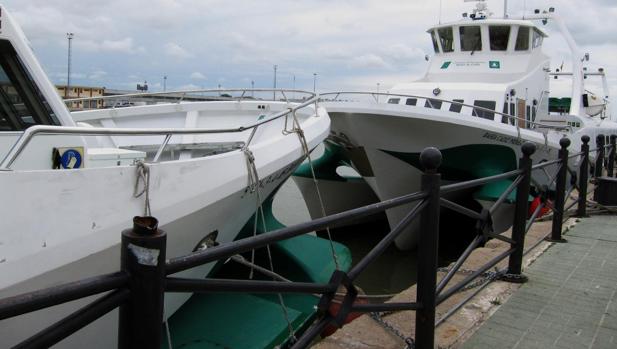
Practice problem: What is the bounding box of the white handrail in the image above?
[320,91,571,132]
[1,93,319,169]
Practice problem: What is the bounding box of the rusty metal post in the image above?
[118,217,166,349]
[503,142,535,283]
[414,147,442,349]
[577,135,590,217]
[547,138,570,243]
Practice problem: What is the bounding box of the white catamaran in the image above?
[320,0,617,250]
[0,5,329,348]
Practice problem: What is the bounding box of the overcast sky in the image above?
[2,0,616,97]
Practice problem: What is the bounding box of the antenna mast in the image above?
[504,0,508,18]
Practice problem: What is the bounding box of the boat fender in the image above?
[321,286,368,338]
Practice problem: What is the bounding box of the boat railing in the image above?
[0,91,320,170]
[64,88,316,110]
[320,91,572,137]
[1,133,610,349]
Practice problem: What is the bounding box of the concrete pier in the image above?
[463,215,617,349]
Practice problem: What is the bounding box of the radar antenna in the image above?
[464,0,493,20]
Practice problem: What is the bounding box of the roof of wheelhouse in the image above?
[427,18,549,38]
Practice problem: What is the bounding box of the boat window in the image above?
[532,29,543,48]
[501,103,509,124]
[387,98,400,104]
[438,27,454,53]
[425,99,443,109]
[431,31,440,53]
[509,102,516,125]
[489,26,510,51]
[459,26,482,52]
[473,100,496,120]
[515,27,530,51]
[406,98,417,106]
[449,99,464,113]
[0,40,58,131]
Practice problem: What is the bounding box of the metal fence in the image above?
[1,134,615,349]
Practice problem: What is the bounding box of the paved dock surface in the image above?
[463,215,617,349]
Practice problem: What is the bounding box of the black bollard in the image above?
[118,216,166,349]
[595,135,605,178]
[547,138,570,243]
[503,142,535,283]
[414,147,442,349]
[577,136,590,217]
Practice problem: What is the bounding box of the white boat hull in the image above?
[326,102,564,250]
[0,108,329,348]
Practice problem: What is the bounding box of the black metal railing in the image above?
[0,133,612,349]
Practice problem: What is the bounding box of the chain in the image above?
[437,267,503,293]
[369,312,415,349]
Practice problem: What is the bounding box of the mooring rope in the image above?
[242,146,297,343]
[133,161,151,216]
[288,111,341,270]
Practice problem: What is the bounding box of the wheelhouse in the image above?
[428,21,547,55]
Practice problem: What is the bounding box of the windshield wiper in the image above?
[471,37,481,56]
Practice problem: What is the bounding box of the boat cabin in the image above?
[428,20,547,56]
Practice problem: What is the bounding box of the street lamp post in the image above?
[66,33,74,99]
[163,75,167,92]
[376,82,381,102]
[251,80,255,97]
[313,73,317,93]
[273,65,278,100]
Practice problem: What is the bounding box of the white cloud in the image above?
[190,72,206,80]
[77,38,144,54]
[88,70,107,80]
[349,54,389,69]
[165,42,192,59]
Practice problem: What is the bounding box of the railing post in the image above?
[595,135,605,178]
[607,135,617,177]
[503,142,535,283]
[118,217,166,349]
[547,138,570,243]
[577,135,590,217]
[415,147,442,349]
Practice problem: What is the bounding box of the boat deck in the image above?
[462,215,617,349]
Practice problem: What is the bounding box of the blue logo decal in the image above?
[60,149,82,169]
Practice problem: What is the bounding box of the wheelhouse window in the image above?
[449,99,464,113]
[425,99,443,109]
[515,27,530,51]
[438,27,454,53]
[489,26,510,51]
[459,26,482,52]
[387,98,400,104]
[473,100,496,120]
[532,29,543,48]
[431,31,440,53]
[406,98,417,106]
[0,40,58,131]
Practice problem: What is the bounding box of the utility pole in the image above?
[313,73,317,93]
[163,75,167,92]
[66,33,74,98]
[273,65,278,100]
